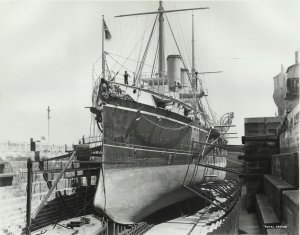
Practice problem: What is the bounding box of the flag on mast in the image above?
[103,19,112,40]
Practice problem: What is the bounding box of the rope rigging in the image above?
[173,3,192,70]
[107,52,153,68]
[151,40,159,79]
[113,18,159,79]
[106,53,135,74]
[165,14,212,127]
[135,15,158,85]
[111,16,136,73]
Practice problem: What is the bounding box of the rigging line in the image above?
[135,13,150,75]
[174,2,192,70]
[165,14,210,126]
[106,53,135,73]
[105,58,113,79]
[135,15,158,85]
[204,10,210,76]
[196,14,216,124]
[203,86,216,124]
[226,158,244,166]
[91,68,97,104]
[89,114,93,139]
[91,67,95,83]
[136,15,158,81]
[151,40,159,79]
[196,66,216,123]
[92,55,103,68]
[106,52,153,68]
[92,65,102,80]
[115,18,159,76]
[112,17,136,73]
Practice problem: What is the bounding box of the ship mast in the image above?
[192,14,196,89]
[158,1,165,79]
[102,15,105,79]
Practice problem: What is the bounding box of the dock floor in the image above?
[31,214,104,235]
[238,185,261,235]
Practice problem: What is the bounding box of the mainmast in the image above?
[158,1,165,78]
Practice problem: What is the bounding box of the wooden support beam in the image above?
[238,154,272,161]
[32,152,76,221]
[91,153,102,157]
[242,135,277,144]
[196,163,241,174]
[25,159,33,235]
[183,185,228,212]
[32,166,100,174]
[194,141,244,151]
[239,173,263,179]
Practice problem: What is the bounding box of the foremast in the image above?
[102,15,105,79]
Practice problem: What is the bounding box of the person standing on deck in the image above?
[124,71,130,85]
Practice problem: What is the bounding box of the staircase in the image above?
[239,116,299,235]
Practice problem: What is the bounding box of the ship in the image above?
[90,1,234,224]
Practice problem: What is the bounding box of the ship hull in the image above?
[95,165,206,224]
[93,98,226,224]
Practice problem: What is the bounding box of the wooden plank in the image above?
[256,194,280,224]
[238,154,272,161]
[256,194,281,234]
[239,173,262,179]
[242,135,277,143]
[33,166,100,174]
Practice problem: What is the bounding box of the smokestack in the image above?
[296,50,299,64]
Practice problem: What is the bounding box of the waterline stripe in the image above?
[104,143,192,156]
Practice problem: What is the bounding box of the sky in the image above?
[0,0,299,145]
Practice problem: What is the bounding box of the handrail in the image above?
[31,151,76,221]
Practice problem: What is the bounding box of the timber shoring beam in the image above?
[196,163,242,174]
[193,141,244,151]
[183,185,229,212]
[31,152,76,222]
